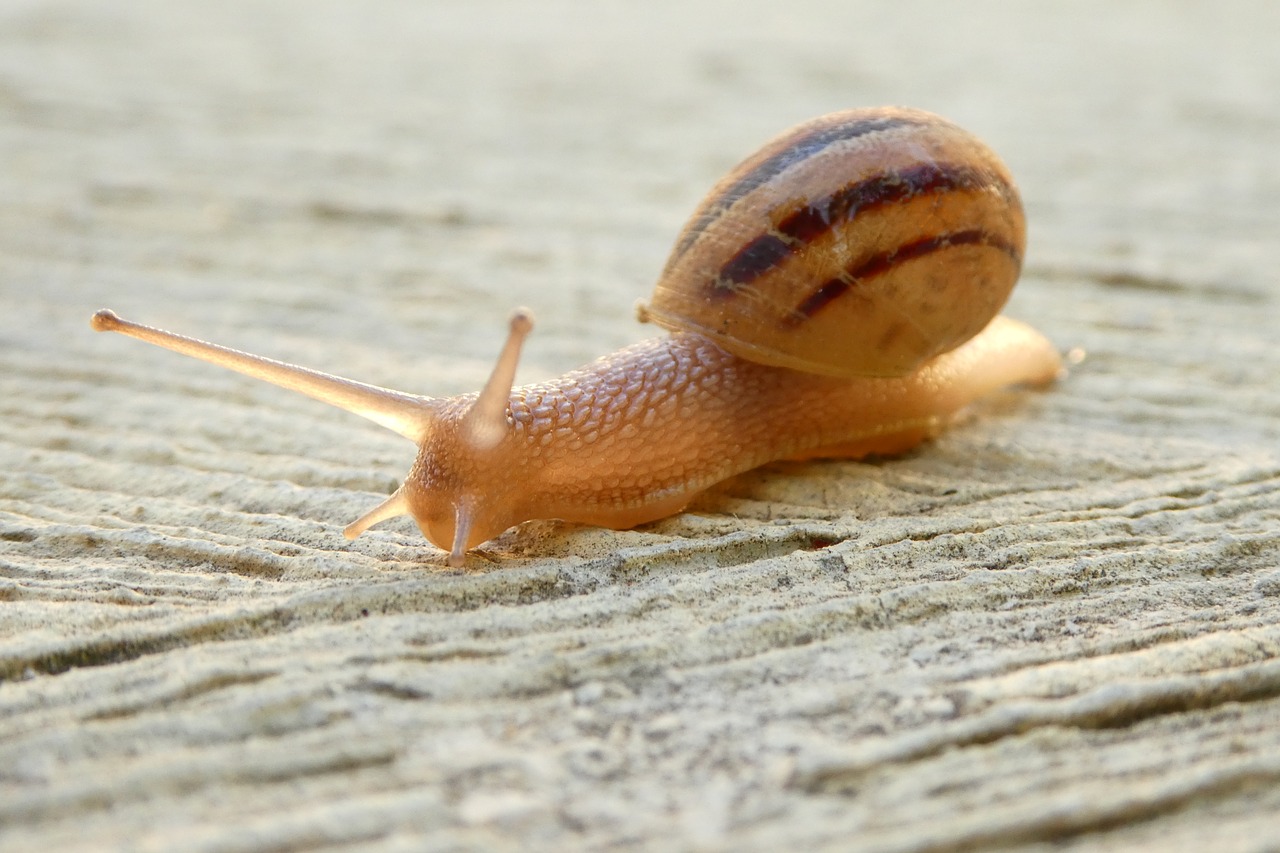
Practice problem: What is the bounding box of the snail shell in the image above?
[639,107,1026,377]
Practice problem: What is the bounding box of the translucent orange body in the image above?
[397,318,1059,556]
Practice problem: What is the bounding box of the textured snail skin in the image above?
[401,316,1060,556]
[90,107,1061,567]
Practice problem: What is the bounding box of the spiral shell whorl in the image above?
[640,107,1026,378]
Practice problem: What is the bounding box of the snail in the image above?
[92,106,1061,567]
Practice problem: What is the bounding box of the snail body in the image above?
[92,107,1061,567]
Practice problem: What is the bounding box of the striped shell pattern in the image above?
[639,107,1026,378]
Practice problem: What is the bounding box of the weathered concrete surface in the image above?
[2,1,1278,850]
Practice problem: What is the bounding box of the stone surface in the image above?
[1,1,1278,850]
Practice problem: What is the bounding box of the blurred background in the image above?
[1,0,1275,387]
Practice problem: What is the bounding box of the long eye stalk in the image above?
[461,309,534,449]
[92,307,539,567]
[91,309,438,442]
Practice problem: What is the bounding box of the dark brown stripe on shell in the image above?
[714,161,1012,296]
[671,113,931,262]
[786,229,1022,322]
